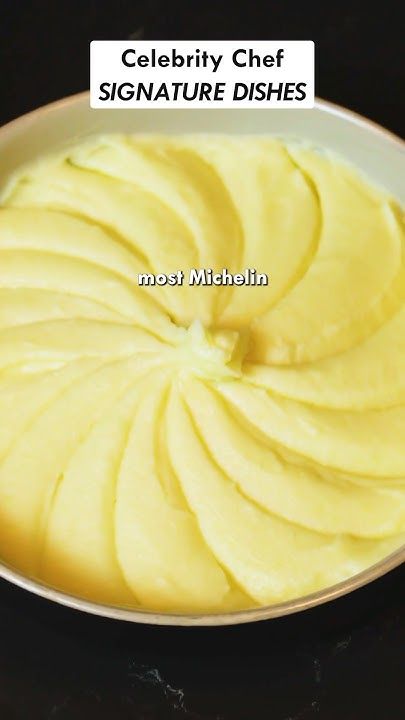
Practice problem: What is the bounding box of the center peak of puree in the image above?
[175,320,249,380]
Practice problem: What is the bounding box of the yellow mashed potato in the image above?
[0,134,404,613]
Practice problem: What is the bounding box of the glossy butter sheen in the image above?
[0,134,404,613]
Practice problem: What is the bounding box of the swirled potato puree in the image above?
[0,134,404,613]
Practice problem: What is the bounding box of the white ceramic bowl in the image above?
[0,93,404,625]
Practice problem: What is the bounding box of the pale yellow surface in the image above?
[0,134,404,613]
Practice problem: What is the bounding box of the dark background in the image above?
[0,0,404,134]
[0,1,404,718]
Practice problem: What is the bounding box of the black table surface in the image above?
[0,2,404,718]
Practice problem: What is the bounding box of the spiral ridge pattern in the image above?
[0,134,404,612]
